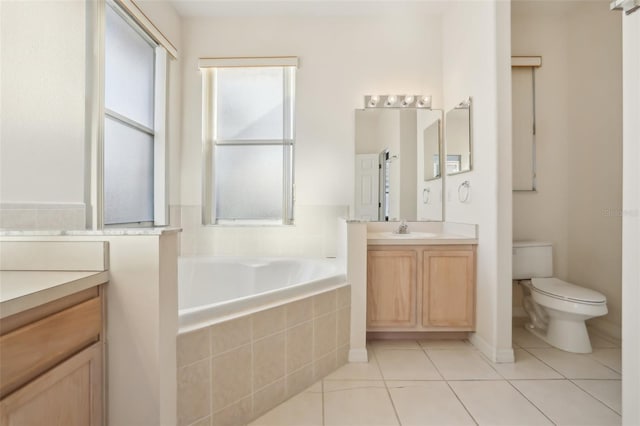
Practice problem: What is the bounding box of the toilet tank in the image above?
[513,241,553,279]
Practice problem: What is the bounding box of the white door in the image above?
[354,154,380,220]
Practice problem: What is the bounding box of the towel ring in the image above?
[458,180,471,203]
[423,188,431,204]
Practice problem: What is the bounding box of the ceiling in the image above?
[168,0,448,18]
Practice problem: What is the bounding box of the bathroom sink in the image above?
[368,231,440,239]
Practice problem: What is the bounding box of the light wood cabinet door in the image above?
[422,250,475,328]
[0,343,102,426]
[367,250,417,328]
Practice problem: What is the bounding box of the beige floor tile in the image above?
[324,359,383,380]
[450,380,552,425]
[387,381,475,426]
[368,339,421,350]
[512,380,621,425]
[492,349,563,379]
[512,326,551,348]
[418,339,474,350]
[248,389,323,426]
[375,349,442,380]
[589,348,622,373]
[323,381,399,426]
[527,348,621,379]
[427,349,501,380]
[573,380,622,414]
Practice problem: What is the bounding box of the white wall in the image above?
[511,2,623,335]
[0,0,86,227]
[178,9,443,256]
[621,6,640,424]
[442,0,514,362]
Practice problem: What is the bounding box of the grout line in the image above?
[519,347,568,379]
[444,381,480,426]
[382,375,403,426]
[568,379,623,416]
[505,380,557,425]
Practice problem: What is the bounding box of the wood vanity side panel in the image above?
[367,250,417,328]
[422,250,475,328]
[0,297,101,398]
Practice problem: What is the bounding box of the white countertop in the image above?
[0,270,109,319]
[367,232,478,245]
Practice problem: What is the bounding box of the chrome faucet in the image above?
[396,219,409,234]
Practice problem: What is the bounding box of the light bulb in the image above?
[368,95,380,107]
[385,95,397,107]
[402,95,415,106]
[416,95,431,108]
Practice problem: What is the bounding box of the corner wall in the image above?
[442,0,514,362]
[621,6,640,424]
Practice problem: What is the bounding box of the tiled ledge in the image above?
[0,227,182,237]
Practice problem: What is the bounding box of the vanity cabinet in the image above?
[0,286,104,426]
[367,245,476,332]
[367,250,417,328]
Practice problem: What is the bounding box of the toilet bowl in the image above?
[513,241,608,354]
[522,277,607,353]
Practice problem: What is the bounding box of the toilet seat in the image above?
[531,277,606,305]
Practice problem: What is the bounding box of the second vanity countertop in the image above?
[367,232,478,245]
[0,270,109,319]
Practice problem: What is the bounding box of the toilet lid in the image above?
[531,277,607,304]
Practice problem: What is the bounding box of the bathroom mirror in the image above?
[354,108,443,221]
[445,98,473,175]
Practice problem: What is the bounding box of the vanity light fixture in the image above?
[364,94,431,109]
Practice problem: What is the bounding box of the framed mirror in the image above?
[446,98,473,176]
[354,108,443,221]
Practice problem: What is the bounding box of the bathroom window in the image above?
[200,58,297,225]
[103,2,168,226]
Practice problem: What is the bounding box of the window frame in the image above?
[85,0,175,229]
[199,57,298,226]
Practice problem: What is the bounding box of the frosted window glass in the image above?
[104,117,154,224]
[105,5,155,129]
[214,145,289,220]
[216,68,286,140]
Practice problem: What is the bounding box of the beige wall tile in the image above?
[178,328,210,368]
[313,290,337,317]
[286,297,313,327]
[314,350,337,381]
[314,312,337,359]
[337,307,350,347]
[286,321,313,373]
[337,344,350,366]
[253,332,286,389]
[178,359,211,426]
[253,378,286,418]
[337,285,351,309]
[286,364,314,398]
[211,344,252,412]
[252,305,286,340]
[210,316,251,356]
[211,396,252,426]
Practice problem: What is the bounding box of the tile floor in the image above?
[249,325,621,426]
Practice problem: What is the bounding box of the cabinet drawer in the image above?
[0,297,101,398]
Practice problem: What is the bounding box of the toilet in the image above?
[513,241,607,353]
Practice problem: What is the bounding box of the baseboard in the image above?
[469,333,515,363]
[348,348,369,363]
[587,317,622,342]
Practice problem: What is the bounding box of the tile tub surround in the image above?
[177,286,351,426]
